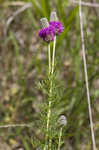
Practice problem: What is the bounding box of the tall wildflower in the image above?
[38,11,64,150]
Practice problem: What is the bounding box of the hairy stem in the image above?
[79,0,97,149]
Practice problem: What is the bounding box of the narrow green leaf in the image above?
[39,0,50,17]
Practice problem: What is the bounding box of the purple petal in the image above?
[49,21,64,35]
[38,26,55,42]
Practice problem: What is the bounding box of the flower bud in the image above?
[40,18,49,28]
[36,148,41,150]
[58,115,67,126]
[50,11,58,21]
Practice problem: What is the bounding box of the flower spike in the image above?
[39,26,55,43]
[50,11,64,35]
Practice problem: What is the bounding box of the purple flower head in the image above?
[49,21,64,35]
[39,25,55,43]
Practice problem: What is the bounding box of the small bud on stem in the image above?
[50,11,58,21]
[58,115,67,126]
[40,18,49,28]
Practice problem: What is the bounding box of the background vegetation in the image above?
[0,0,99,149]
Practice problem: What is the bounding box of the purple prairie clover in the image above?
[49,21,64,35]
[39,25,55,43]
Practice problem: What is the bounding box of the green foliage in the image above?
[36,72,65,149]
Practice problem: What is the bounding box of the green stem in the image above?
[48,36,56,150]
[44,37,56,150]
[47,44,51,136]
[52,36,56,74]
[58,127,63,150]
[49,138,52,150]
[44,44,51,150]
[48,44,51,74]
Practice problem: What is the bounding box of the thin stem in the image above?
[44,36,56,150]
[47,44,51,135]
[6,3,32,34]
[58,127,63,150]
[0,123,31,128]
[79,0,97,149]
[52,36,56,74]
[48,44,51,74]
[49,134,52,150]
[44,37,56,150]
[44,44,52,150]
[46,100,51,134]
[73,0,99,8]
[48,36,56,150]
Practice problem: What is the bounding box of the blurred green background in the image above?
[0,0,99,149]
